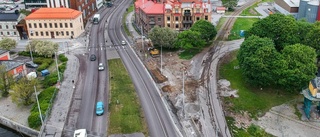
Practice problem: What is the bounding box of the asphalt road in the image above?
[107,1,180,137]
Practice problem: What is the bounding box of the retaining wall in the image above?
[0,116,39,137]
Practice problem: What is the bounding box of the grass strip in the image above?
[108,59,148,135]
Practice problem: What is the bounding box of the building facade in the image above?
[134,0,212,34]
[274,0,299,17]
[24,0,47,9]
[69,0,100,25]
[25,8,84,39]
[47,0,70,8]
[0,13,26,41]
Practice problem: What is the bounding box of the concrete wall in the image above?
[0,116,39,137]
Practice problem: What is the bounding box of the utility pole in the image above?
[34,86,44,125]
[161,45,163,74]
[29,44,33,62]
[141,25,144,60]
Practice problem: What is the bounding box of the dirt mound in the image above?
[146,59,167,83]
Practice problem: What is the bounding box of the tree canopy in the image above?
[0,38,17,50]
[27,40,59,57]
[0,65,14,97]
[11,77,40,106]
[148,25,178,49]
[246,14,299,51]
[174,30,206,50]
[238,35,317,92]
[304,22,320,56]
[190,19,217,42]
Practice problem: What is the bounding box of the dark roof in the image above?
[0,61,23,71]
[0,49,8,55]
[0,13,20,21]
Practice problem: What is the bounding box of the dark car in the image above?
[90,54,96,61]
[25,61,38,68]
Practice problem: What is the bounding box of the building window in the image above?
[40,31,43,36]
[6,25,8,29]
[13,25,15,29]
[167,16,170,21]
[61,31,64,36]
[44,23,47,28]
[150,17,154,21]
[158,18,161,21]
[205,16,208,20]
[39,23,42,28]
[196,17,200,20]
[65,23,68,28]
[35,31,38,36]
[196,9,200,13]
[49,23,52,28]
[66,31,69,36]
[30,33,33,36]
[175,24,178,28]
[175,9,178,13]
[34,23,37,28]
[46,31,49,36]
[13,32,16,35]
[54,23,58,28]
[167,24,170,27]
[56,31,59,36]
[175,17,178,21]
[80,18,82,23]
[28,23,32,28]
[60,23,63,28]
[7,32,10,35]
[71,31,74,36]
[70,23,73,28]
[0,32,3,35]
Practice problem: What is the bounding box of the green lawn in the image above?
[228,18,259,40]
[220,51,298,136]
[219,51,298,118]
[108,59,148,135]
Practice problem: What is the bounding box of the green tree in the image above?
[279,44,317,91]
[305,22,320,56]
[11,77,40,106]
[0,38,17,50]
[190,19,217,42]
[174,30,206,50]
[296,19,314,44]
[246,14,299,51]
[221,0,238,10]
[0,65,14,97]
[148,25,178,49]
[19,9,31,16]
[27,40,59,57]
[237,35,283,87]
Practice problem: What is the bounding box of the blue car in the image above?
[96,102,104,116]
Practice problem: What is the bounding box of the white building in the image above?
[47,0,70,8]
[0,13,26,41]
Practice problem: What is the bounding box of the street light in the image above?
[34,86,44,125]
[160,45,163,74]
[28,43,33,62]
[55,52,61,84]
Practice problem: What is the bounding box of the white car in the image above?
[121,40,126,45]
[98,63,104,71]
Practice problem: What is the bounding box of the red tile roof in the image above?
[139,1,164,14]
[25,8,82,20]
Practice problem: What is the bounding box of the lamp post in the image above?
[28,43,33,62]
[141,25,144,60]
[34,86,44,125]
[160,45,163,74]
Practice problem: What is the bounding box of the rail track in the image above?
[200,1,260,137]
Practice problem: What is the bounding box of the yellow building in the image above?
[25,8,84,39]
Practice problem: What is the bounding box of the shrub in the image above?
[33,58,53,65]
[36,63,49,72]
[28,112,42,128]
[38,87,56,101]
[59,63,67,73]
[59,54,68,62]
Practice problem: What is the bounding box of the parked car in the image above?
[98,63,104,71]
[25,61,38,68]
[90,54,96,61]
[96,102,104,116]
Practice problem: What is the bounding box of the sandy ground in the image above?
[0,96,30,126]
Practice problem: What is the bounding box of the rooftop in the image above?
[0,61,23,71]
[0,13,21,21]
[139,1,164,14]
[284,0,300,7]
[25,8,82,20]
